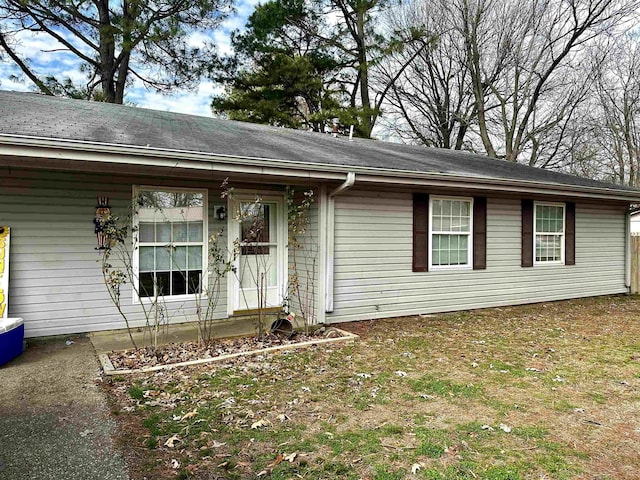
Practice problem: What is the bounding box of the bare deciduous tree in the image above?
[567,36,640,185]
[380,0,476,149]
[379,0,638,174]
[461,0,638,163]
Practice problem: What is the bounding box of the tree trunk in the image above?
[95,0,118,103]
[355,8,372,138]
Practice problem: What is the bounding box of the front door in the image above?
[229,195,286,313]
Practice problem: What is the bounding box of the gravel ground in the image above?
[0,336,129,480]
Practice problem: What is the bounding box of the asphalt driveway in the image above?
[0,336,128,480]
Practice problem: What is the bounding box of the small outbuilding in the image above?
[1,91,639,337]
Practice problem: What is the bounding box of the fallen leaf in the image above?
[267,454,284,468]
[277,413,290,422]
[256,470,268,477]
[411,463,423,474]
[395,370,407,377]
[284,452,297,463]
[170,459,180,469]
[164,434,181,448]
[499,423,512,433]
[182,408,198,420]
[357,373,372,378]
[481,425,494,431]
[211,440,226,448]
[251,419,269,429]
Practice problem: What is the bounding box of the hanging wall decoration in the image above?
[94,196,112,250]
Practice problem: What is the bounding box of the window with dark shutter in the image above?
[473,197,487,269]
[565,202,575,265]
[522,200,534,267]
[413,193,429,272]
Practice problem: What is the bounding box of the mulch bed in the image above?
[107,329,338,371]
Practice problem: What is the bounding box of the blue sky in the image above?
[0,0,262,117]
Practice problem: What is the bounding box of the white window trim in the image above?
[132,185,209,303]
[533,201,565,266]
[428,196,474,271]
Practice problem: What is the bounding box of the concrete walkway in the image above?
[0,336,129,480]
[90,317,264,353]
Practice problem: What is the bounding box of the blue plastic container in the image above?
[0,318,24,366]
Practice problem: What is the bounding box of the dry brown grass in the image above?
[105,295,640,480]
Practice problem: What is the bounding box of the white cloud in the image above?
[212,29,233,56]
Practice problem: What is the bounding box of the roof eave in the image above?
[1,133,638,202]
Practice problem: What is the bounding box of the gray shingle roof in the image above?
[0,90,636,194]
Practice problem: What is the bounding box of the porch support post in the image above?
[325,172,356,313]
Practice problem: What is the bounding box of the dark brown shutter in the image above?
[413,193,429,272]
[473,197,487,269]
[565,202,575,265]
[521,199,534,267]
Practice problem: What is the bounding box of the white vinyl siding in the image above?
[0,168,228,337]
[286,191,320,324]
[327,190,626,324]
[0,169,629,337]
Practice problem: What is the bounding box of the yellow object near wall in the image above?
[0,226,9,319]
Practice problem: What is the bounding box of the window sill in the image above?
[134,293,204,304]
[428,265,474,272]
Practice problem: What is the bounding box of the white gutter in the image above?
[625,208,632,292]
[325,173,356,313]
[1,134,640,202]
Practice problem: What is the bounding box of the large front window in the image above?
[135,188,206,298]
[534,202,564,264]
[430,197,472,268]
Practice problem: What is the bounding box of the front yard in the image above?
[104,295,640,479]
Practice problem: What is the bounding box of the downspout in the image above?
[625,207,631,293]
[325,172,356,313]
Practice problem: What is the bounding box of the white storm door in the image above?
[230,196,286,312]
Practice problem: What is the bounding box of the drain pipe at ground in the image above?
[325,172,356,313]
